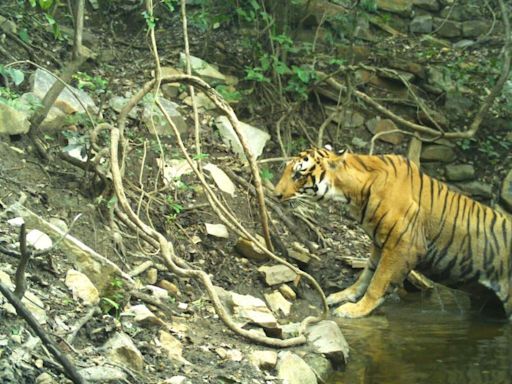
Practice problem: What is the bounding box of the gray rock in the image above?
[104,332,144,372]
[500,169,512,211]
[413,0,440,11]
[306,320,349,366]
[17,92,67,132]
[365,117,403,145]
[462,20,489,37]
[234,235,268,262]
[0,15,17,34]
[215,116,270,160]
[445,164,475,181]
[410,15,433,34]
[179,53,227,84]
[280,322,301,339]
[440,4,481,22]
[258,265,297,286]
[249,350,278,370]
[78,366,127,382]
[453,39,476,49]
[444,91,474,119]
[455,181,493,199]
[31,69,97,114]
[264,290,292,317]
[142,97,187,137]
[277,351,318,384]
[109,95,138,118]
[0,103,30,135]
[421,144,456,162]
[303,353,334,383]
[433,18,462,38]
[426,66,455,93]
[376,0,412,16]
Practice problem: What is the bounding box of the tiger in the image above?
[274,147,512,319]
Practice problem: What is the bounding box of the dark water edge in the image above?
[329,288,512,384]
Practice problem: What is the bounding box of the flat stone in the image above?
[64,269,100,306]
[258,265,297,286]
[420,144,456,162]
[440,4,481,21]
[413,0,440,11]
[410,15,433,34]
[376,0,412,16]
[142,97,187,137]
[280,322,301,339]
[264,291,292,317]
[462,20,489,37]
[306,320,349,367]
[326,107,364,128]
[122,304,165,327]
[0,103,30,135]
[109,95,138,118]
[417,108,449,129]
[454,181,493,199]
[235,236,268,262]
[31,69,97,114]
[159,330,190,365]
[501,169,512,211]
[303,353,334,383]
[279,284,297,301]
[365,117,403,145]
[277,351,318,384]
[215,116,270,161]
[179,53,227,84]
[158,279,180,296]
[433,18,461,38]
[445,164,475,181]
[104,332,144,372]
[78,366,127,382]
[426,66,455,93]
[249,350,278,370]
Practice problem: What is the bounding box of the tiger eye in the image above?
[303,156,309,161]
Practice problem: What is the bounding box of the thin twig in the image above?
[14,223,29,299]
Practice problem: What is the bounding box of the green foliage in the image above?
[166,195,183,222]
[100,278,126,317]
[192,152,209,160]
[260,167,273,182]
[215,85,242,103]
[72,72,108,95]
[0,65,25,86]
[142,10,157,30]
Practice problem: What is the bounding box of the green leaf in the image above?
[9,69,24,86]
[18,28,30,43]
[38,0,53,10]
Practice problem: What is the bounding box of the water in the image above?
[329,288,512,384]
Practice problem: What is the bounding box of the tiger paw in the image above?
[333,302,371,319]
[326,290,357,306]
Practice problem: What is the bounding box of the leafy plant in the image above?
[260,167,273,182]
[0,65,25,86]
[100,278,126,317]
[72,72,108,95]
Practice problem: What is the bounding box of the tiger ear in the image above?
[324,144,333,151]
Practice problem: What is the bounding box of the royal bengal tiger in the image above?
[274,147,512,319]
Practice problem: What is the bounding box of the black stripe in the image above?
[389,157,398,178]
[372,211,389,244]
[354,156,372,172]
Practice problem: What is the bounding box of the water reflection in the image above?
[329,288,512,384]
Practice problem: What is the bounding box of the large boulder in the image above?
[0,103,30,135]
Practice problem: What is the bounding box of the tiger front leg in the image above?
[327,247,380,306]
[334,245,415,318]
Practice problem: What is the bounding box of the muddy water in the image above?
[329,288,512,384]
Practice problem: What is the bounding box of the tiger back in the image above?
[274,147,512,319]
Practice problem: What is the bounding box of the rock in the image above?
[235,235,268,262]
[455,181,493,199]
[143,284,170,301]
[501,169,512,211]
[214,116,270,161]
[376,0,412,16]
[444,91,474,119]
[123,304,165,327]
[440,4,481,21]
[26,229,52,250]
[179,53,227,84]
[142,97,187,137]
[462,20,489,38]
[306,320,349,366]
[203,163,236,196]
[303,353,334,383]
[264,291,292,317]
[249,350,278,370]
[0,103,30,135]
[205,223,229,238]
[31,69,97,114]
[35,372,57,384]
[109,95,138,118]
[426,66,455,93]
[183,92,216,110]
[277,351,318,384]
[279,284,297,301]
[287,248,311,264]
[421,144,456,162]
[158,279,180,296]
[104,332,144,372]
[158,66,184,98]
[78,366,127,382]
[64,269,100,305]
[365,117,403,145]
[417,108,449,129]
[433,18,461,38]
[453,39,476,49]
[410,15,433,34]
[159,330,190,365]
[216,287,278,328]
[258,265,297,286]
[17,92,67,132]
[326,107,364,128]
[413,0,440,11]
[165,376,189,384]
[215,347,243,362]
[0,15,17,34]
[146,268,158,285]
[280,322,301,339]
[445,164,475,181]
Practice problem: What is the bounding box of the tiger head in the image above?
[274,147,348,203]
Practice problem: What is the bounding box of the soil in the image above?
[0,2,511,384]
